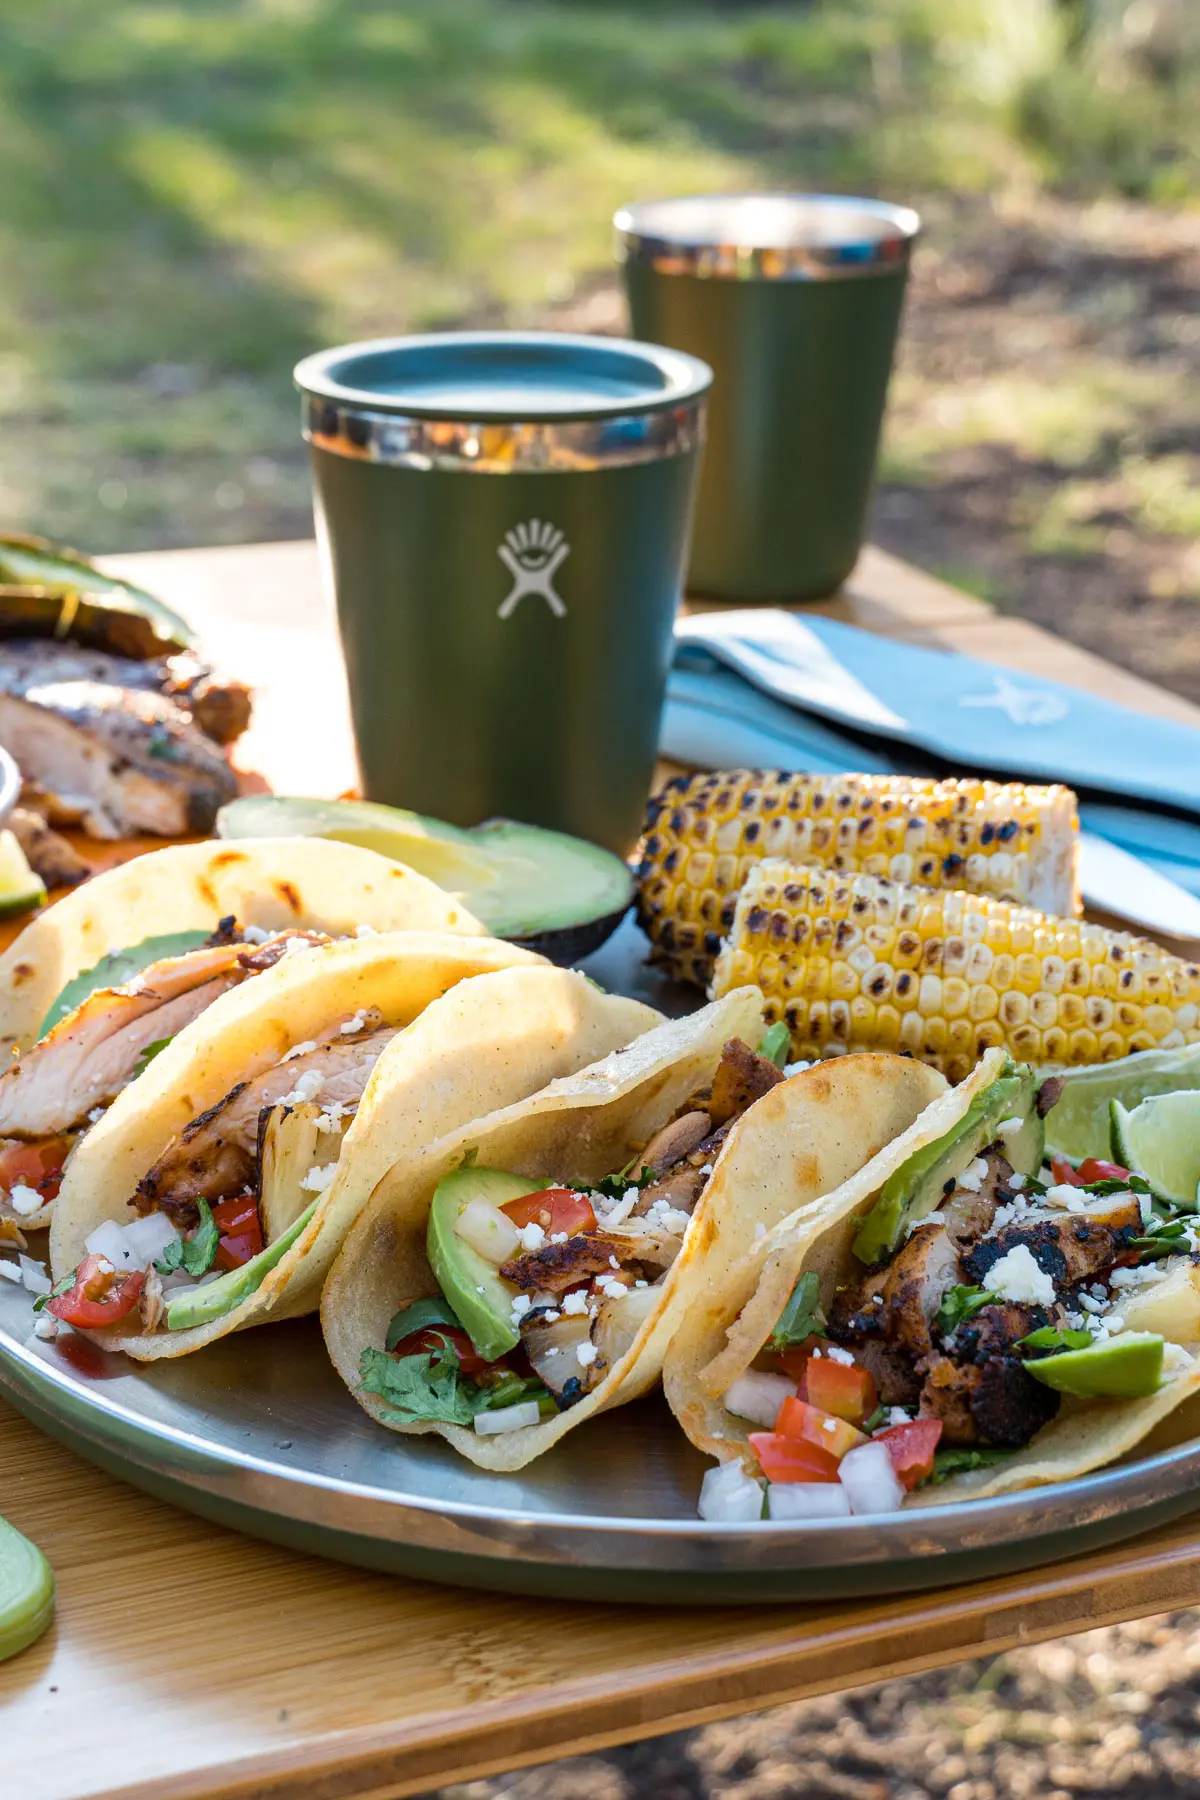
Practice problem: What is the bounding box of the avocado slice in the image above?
[216,796,634,966]
[0,531,194,656]
[853,1060,1043,1265]
[165,1201,317,1332]
[39,928,214,1037]
[1025,1331,1165,1399]
[427,1165,544,1362]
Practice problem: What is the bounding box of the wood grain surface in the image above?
[3,538,1200,1800]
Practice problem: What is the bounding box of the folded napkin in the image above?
[662,609,1200,898]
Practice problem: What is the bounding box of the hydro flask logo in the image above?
[497,520,570,619]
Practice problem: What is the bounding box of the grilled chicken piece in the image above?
[500,1224,681,1294]
[941,1148,1015,1247]
[918,1350,1061,1448]
[1036,1076,1065,1118]
[877,1223,962,1359]
[0,941,252,1136]
[634,1110,711,1177]
[133,1025,398,1221]
[705,1038,785,1127]
[963,1201,1141,1292]
[7,806,91,888]
[0,640,251,746]
[851,1338,923,1410]
[953,1300,1057,1362]
[0,682,237,838]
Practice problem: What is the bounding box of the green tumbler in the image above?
[615,194,920,602]
[295,333,710,855]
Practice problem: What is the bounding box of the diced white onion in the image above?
[767,1482,852,1522]
[456,1199,522,1266]
[698,1460,765,1522]
[473,1400,541,1436]
[723,1369,796,1429]
[17,1255,51,1296]
[85,1212,179,1272]
[0,1261,21,1284]
[838,1440,906,1515]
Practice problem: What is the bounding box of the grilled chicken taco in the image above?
[45,940,656,1358]
[321,1002,955,1471]
[668,1047,1200,1522]
[0,838,482,1231]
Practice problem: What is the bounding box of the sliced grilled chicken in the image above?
[7,805,91,888]
[918,1350,1061,1448]
[0,681,237,838]
[0,941,252,1136]
[704,1037,784,1126]
[0,640,251,746]
[134,1024,398,1221]
[877,1222,962,1360]
[963,1201,1141,1291]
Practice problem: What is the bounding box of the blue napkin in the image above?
[662,610,1200,897]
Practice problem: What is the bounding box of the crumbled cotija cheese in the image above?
[955,1158,990,1194]
[981,1244,1056,1307]
[519,1222,546,1252]
[8,1183,43,1217]
[561,1291,590,1316]
[279,1069,324,1107]
[299,1162,338,1194]
[575,1342,598,1367]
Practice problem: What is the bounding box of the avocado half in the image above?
[216,796,635,966]
[0,532,195,657]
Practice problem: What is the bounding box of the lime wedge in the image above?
[0,829,46,920]
[0,1514,54,1662]
[1110,1092,1200,1210]
[1046,1045,1200,1162]
[1025,1331,1164,1399]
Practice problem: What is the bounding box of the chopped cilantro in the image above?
[1019,1324,1094,1353]
[1129,1216,1193,1260]
[862,1403,889,1434]
[934,1284,995,1336]
[931,1445,1014,1483]
[359,1337,551,1427]
[384,1295,462,1350]
[768,1271,826,1351]
[155,1198,219,1277]
[32,1273,75,1313]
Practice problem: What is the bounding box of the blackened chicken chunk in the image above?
[918,1350,1061,1448]
[1035,1076,1065,1118]
[703,1038,785,1128]
[952,1300,1057,1363]
[963,1204,1140,1292]
[500,1226,679,1294]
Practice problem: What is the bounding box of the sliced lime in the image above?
[1025,1331,1164,1399]
[0,1514,54,1662]
[1046,1045,1200,1162]
[1110,1093,1200,1211]
[0,829,46,920]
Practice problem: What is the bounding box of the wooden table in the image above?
[6,540,1200,1800]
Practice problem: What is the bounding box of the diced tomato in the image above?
[1050,1154,1131,1190]
[47,1253,145,1329]
[211,1194,265,1271]
[873,1418,943,1490]
[774,1335,837,1381]
[774,1394,866,1462]
[801,1354,878,1427]
[390,1324,490,1379]
[748,1431,841,1484]
[502,1187,596,1236]
[0,1136,72,1204]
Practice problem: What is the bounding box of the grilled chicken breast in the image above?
[0,681,238,837]
[0,640,251,746]
[134,1024,399,1221]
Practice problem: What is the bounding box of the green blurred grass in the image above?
[0,0,1196,552]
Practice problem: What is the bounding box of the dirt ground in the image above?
[426,1610,1200,1800]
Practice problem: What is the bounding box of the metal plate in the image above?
[2,917,1200,1603]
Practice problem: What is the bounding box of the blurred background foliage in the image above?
[0,0,1197,686]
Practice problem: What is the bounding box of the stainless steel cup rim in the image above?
[294,329,712,424]
[614,192,921,280]
[0,745,18,826]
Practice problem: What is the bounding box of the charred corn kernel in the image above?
[711,861,1200,1084]
[635,770,1080,988]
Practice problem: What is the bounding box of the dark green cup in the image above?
[295,333,710,854]
[615,194,920,602]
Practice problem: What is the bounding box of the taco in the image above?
[321,1000,955,1471]
[667,1047,1200,1521]
[46,940,656,1358]
[0,837,482,1229]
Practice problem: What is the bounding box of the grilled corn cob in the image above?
[636,771,1080,988]
[712,860,1200,1084]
